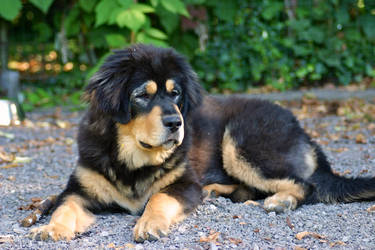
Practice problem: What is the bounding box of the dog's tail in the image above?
[306,146,375,204]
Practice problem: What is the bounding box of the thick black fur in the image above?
[54,45,204,214]
[40,44,375,242]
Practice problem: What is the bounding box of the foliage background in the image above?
[0,0,374,110]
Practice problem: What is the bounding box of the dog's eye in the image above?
[136,93,150,100]
[171,89,180,97]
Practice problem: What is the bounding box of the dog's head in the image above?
[84,44,203,168]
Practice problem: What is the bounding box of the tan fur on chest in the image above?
[75,165,185,214]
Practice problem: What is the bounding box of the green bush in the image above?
[192,0,375,91]
[2,0,375,103]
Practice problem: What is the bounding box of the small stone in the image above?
[100,231,109,237]
[268,212,276,217]
[135,244,144,250]
[342,236,349,242]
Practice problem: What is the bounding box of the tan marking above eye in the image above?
[145,80,157,95]
[166,79,175,93]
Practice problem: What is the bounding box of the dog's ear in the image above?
[181,67,204,116]
[83,50,133,124]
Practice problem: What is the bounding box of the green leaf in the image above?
[117,0,132,8]
[87,26,112,48]
[335,7,349,25]
[299,27,324,43]
[0,0,22,21]
[29,0,54,14]
[131,4,155,13]
[150,0,159,7]
[136,32,168,47]
[211,0,237,22]
[32,23,52,42]
[64,6,80,36]
[184,0,206,4]
[145,28,167,39]
[156,5,179,33]
[262,2,283,20]
[95,0,119,27]
[79,0,97,13]
[116,9,146,31]
[359,14,375,40]
[108,9,122,25]
[337,71,351,85]
[160,0,189,17]
[105,34,127,47]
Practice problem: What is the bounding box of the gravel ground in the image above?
[1,94,375,249]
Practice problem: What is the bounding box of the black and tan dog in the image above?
[30,44,375,242]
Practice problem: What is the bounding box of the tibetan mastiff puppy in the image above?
[30,44,375,242]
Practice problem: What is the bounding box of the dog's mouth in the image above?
[139,139,178,150]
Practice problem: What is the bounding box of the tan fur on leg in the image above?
[222,129,306,212]
[30,195,95,241]
[133,193,185,242]
[203,184,238,197]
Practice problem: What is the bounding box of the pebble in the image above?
[268,212,276,217]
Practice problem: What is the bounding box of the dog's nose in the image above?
[162,115,182,133]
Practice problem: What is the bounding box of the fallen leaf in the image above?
[22,119,34,128]
[296,231,326,240]
[199,231,220,243]
[65,137,74,146]
[0,131,15,140]
[124,243,135,248]
[36,121,51,128]
[329,241,346,247]
[253,228,260,233]
[18,197,42,211]
[0,163,21,169]
[228,237,242,245]
[294,246,307,250]
[360,169,369,174]
[55,120,71,129]
[0,151,14,163]
[232,215,241,219]
[328,147,348,153]
[13,156,32,164]
[355,134,367,144]
[107,243,116,248]
[327,133,340,141]
[244,200,260,206]
[308,130,320,138]
[349,123,361,131]
[31,197,42,203]
[239,222,246,225]
[366,205,375,212]
[7,176,15,181]
[332,169,351,177]
[0,235,13,244]
[342,170,352,175]
[286,216,294,230]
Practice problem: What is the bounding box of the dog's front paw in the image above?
[29,224,75,241]
[133,215,169,243]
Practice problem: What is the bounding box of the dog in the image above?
[30,44,375,242]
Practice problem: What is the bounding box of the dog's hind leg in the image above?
[221,128,310,213]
